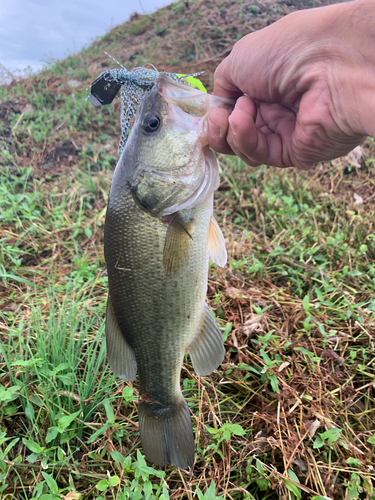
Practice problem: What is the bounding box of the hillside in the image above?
[0,0,374,499]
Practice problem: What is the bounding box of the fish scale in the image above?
[105,185,211,399]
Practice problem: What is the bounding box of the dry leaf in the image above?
[291,456,308,473]
[308,419,321,438]
[243,315,262,335]
[22,103,34,114]
[353,193,363,205]
[278,361,290,372]
[225,287,242,299]
[346,145,364,168]
[332,145,364,169]
[327,349,345,365]
[65,492,82,500]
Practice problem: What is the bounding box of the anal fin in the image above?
[188,303,225,376]
[207,215,227,267]
[105,297,137,381]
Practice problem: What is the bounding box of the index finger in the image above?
[213,55,244,99]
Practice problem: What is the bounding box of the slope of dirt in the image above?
[80,0,341,91]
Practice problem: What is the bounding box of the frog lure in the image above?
[88,53,206,152]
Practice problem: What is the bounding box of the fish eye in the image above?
[142,114,161,134]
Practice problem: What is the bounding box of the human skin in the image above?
[207,0,375,170]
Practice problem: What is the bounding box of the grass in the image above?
[1,0,375,498]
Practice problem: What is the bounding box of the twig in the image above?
[0,62,16,82]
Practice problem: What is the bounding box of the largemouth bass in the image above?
[104,74,233,469]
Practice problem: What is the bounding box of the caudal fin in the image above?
[138,398,194,469]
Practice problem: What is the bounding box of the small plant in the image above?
[205,423,246,458]
[196,480,224,500]
[313,428,342,449]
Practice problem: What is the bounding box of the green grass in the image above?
[1,0,375,498]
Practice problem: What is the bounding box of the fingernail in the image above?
[228,115,238,136]
[208,117,224,140]
[234,97,245,110]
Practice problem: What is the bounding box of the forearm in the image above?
[293,0,375,138]
[263,0,375,139]
[332,0,375,138]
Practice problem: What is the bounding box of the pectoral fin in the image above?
[207,216,227,267]
[188,303,225,376]
[163,214,193,278]
[105,297,137,381]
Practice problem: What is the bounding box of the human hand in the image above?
[207,0,375,169]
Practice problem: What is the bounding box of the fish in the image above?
[104,74,234,469]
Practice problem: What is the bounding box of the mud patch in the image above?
[43,140,80,171]
[0,100,23,137]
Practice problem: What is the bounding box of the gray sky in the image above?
[0,0,174,74]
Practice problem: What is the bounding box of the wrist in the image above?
[290,0,375,139]
[327,0,375,138]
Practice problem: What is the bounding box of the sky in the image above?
[0,0,174,74]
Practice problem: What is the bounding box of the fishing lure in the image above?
[88,53,204,152]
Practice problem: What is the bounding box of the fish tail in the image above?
[138,398,194,469]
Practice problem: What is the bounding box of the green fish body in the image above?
[104,75,232,468]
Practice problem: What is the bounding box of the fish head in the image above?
[123,73,234,216]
